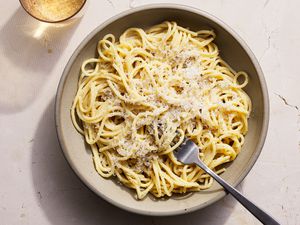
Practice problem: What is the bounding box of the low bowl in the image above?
[55,4,269,216]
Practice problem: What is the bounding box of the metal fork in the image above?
[174,138,280,225]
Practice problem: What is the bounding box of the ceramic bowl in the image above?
[55,4,269,216]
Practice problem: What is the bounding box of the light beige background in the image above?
[0,0,299,224]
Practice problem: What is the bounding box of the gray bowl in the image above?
[55,4,269,216]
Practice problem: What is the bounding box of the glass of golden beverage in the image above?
[19,0,86,23]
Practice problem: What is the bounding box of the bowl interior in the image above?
[56,5,268,216]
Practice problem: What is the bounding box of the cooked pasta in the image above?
[71,21,251,199]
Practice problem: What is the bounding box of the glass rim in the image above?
[19,0,87,23]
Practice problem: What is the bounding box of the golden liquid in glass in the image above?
[20,0,85,22]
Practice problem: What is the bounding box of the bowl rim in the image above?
[55,3,269,216]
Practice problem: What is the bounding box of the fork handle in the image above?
[194,161,280,225]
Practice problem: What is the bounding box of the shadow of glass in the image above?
[31,99,236,225]
[0,8,81,114]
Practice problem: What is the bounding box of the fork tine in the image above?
[174,138,200,164]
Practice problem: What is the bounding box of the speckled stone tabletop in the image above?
[1,0,299,224]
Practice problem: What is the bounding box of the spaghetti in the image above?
[71,21,251,199]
